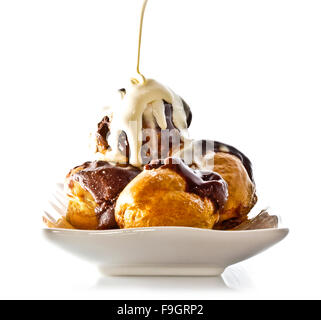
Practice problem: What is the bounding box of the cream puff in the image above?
[115,157,228,229]
[65,161,140,229]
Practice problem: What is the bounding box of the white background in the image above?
[0,0,320,299]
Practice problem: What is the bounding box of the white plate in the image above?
[42,184,289,276]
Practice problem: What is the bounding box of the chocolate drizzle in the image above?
[163,101,176,130]
[145,157,228,211]
[160,99,191,130]
[181,98,192,128]
[71,161,140,229]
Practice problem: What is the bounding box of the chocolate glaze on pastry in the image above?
[70,161,140,229]
[145,157,228,210]
[195,140,254,182]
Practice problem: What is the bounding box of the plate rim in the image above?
[42,225,289,235]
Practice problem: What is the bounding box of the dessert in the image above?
[43,0,277,231]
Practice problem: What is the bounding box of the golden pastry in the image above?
[214,151,257,228]
[115,157,228,229]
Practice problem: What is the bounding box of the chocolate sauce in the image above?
[145,157,228,210]
[181,98,192,128]
[163,102,176,130]
[163,99,191,129]
[96,116,110,151]
[71,161,140,229]
[96,116,130,159]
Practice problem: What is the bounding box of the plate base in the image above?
[99,265,225,276]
